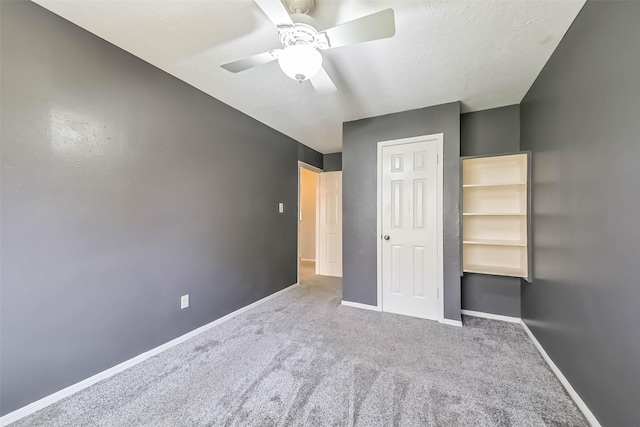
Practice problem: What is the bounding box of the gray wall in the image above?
[298,143,323,169]
[0,1,302,415]
[520,1,640,425]
[322,152,342,172]
[461,105,520,157]
[460,105,522,317]
[342,103,461,320]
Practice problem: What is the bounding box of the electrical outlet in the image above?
[181,294,189,309]
[278,202,284,213]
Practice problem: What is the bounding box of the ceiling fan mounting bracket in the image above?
[284,0,315,15]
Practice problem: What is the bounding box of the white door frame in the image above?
[297,161,323,284]
[376,133,444,323]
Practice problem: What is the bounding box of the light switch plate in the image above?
[278,202,284,213]
[181,294,189,309]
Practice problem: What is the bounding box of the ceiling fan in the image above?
[221,0,395,94]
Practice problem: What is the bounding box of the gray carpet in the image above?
[14,263,587,426]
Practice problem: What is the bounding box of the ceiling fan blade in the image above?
[319,9,395,49]
[221,50,281,73]
[310,67,337,94]
[254,0,294,28]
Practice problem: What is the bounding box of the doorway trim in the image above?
[376,133,444,323]
[297,161,323,285]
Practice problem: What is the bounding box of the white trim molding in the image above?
[461,309,521,324]
[520,321,601,427]
[297,160,323,286]
[462,309,600,426]
[297,160,323,174]
[341,300,382,312]
[0,283,300,427]
[442,318,463,327]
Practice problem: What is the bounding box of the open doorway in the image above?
[298,163,320,284]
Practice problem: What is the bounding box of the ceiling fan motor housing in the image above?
[278,21,328,50]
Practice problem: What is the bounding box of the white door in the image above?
[380,138,441,320]
[318,171,342,277]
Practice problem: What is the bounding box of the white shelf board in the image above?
[463,212,526,216]
[463,264,527,278]
[463,239,526,247]
[463,182,526,188]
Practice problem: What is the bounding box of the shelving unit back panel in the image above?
[463,244,527,271]
[463,216,526,242]
[463,185,527,214]
[462,154,527,185]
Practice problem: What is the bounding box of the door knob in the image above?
[383,235,390,240]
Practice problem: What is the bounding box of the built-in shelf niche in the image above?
[462,153,530,280]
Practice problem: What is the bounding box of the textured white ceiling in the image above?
[33,0,585,153]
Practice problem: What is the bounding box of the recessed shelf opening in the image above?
[462,153,529,280]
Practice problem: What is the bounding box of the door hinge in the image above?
[437,288,440,299]
[435,154,439,164]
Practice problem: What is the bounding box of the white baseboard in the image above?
[0,283,300,427]
[299,258,315,263]
[461,309,521,324]
[520,321,601,427]
[1,288,601,427]
[442,318,463,327]
[463,310,600,426]
[341,300,381,312]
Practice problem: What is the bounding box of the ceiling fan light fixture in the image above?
[277,44,322,82]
